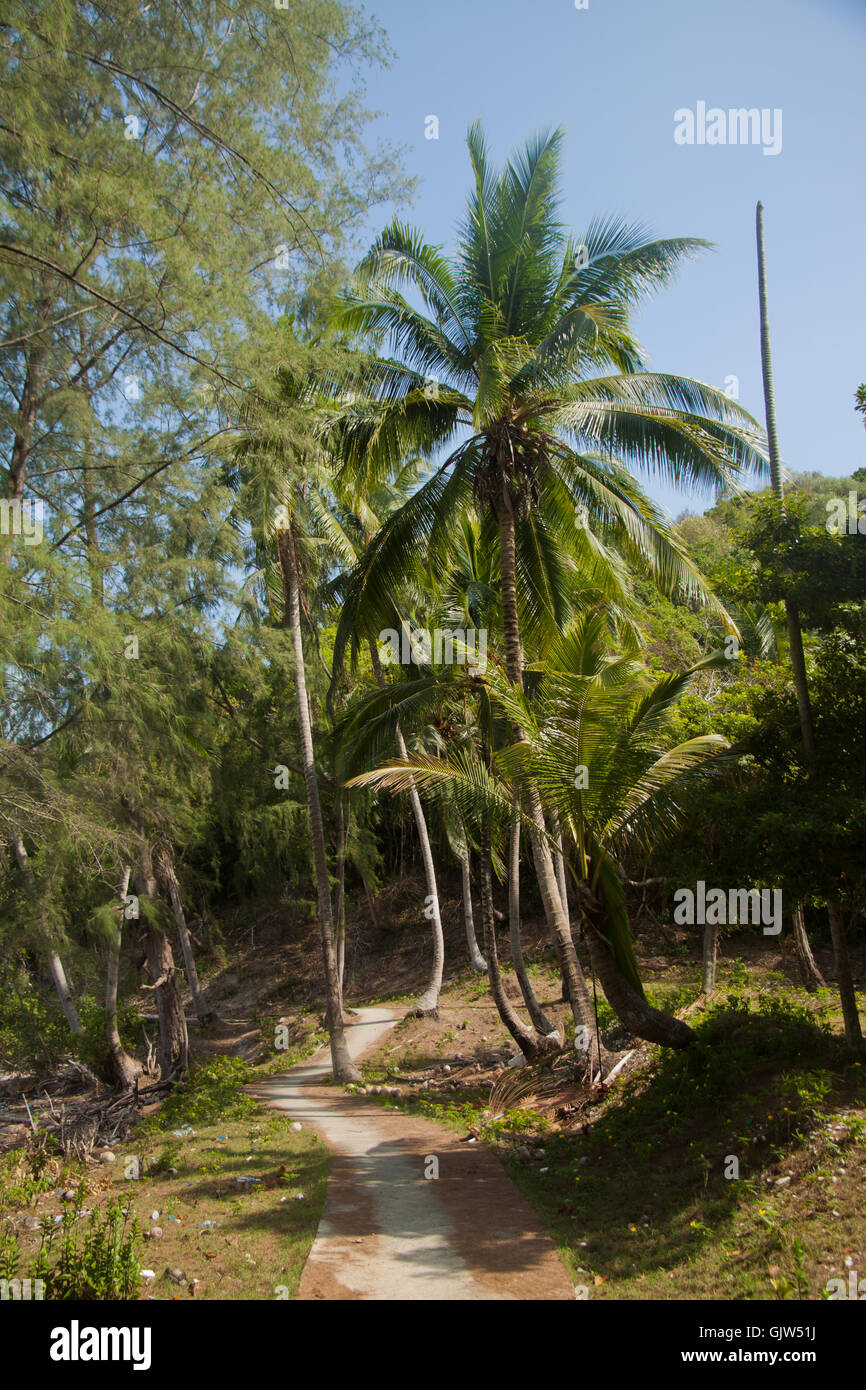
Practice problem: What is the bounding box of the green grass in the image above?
[497,992,866,1300]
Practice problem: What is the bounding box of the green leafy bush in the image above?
[150,1055,256,1130]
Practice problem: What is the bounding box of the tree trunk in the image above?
[1,293,52,566]
[757,201,830,1023]
[496,487,597,1038]
[581,901,695,1049]
[756,202,817,763]
[508,811,556,1034]
[827,901,863,1048]
[155,848,208,1024]
[460,848,487,972]
[136,842,188,1081]
[701,920,718,996]
[369,638,444,1016]
[479,816,558,1062]
[792,904,825,992]
[46,951,84,1038]
[9,831,83,1035]
[106,867,143,1088]
[552,810,570,918]
[334,795,347,994]
[278,528,358,1081]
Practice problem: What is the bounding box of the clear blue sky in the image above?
[355,0,865,519]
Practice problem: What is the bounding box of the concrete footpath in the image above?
[252,1007,575,1300]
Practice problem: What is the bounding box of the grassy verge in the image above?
[0,1048,330,1301]
[356,975,866,1301]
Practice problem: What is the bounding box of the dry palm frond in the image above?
[488,1060,580,1120]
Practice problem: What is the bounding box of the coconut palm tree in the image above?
[327,123,766,1037]
[230,380,361,1082]
[353,615,730,1051]
[327,464,450,1015]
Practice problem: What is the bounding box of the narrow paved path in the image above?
[251,1006,574,1300]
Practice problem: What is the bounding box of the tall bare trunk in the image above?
[496,488,595,1037]
[460,848,487,973]
[508,812,555,1034]
[136,842,188,1081]
[278,529,358,1081]
[156,848,208,1024]
[369,638,444,1016]
[479,816,557,1061]
[9,831,83,1035]
[701,921,718,996]
[106,867,143,1088]
[827,901,863,1047]
[46,952,84,1038]
[334,796,347,994]
[551,810,569,918]
[792,904,825,992]
[757,204,861,1038]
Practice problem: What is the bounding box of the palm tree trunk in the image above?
[156,848,208,1025]
[479,815,557,1061]
[579,890,694,1048]
[106,867,143,1087]
[757,202,817,760]
[792,904,825,992]
[827,901,863,1047]
[9,831,83,1035]
[508,812,556,1033]
[278,529,358,1081]
[496,487,597,1038]
[757,204,863,1039]
[460,848,487,973]
[334,795,347,994]
[369,638,444,1016]
[552,810,569,918]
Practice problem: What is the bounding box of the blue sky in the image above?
[355,0,865,519]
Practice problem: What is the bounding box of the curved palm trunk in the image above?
[9,831,83,1035]
[460,849,487,973]
[106,867,143,1088]
[551,810,570,918]
[496,489,597,1039]
[479,816,558,1061]
[369,639,444,1016]
[579,892,694,1049]
[279,529,359,1081]
[508,812,556,1033]
[396,724,445,1015]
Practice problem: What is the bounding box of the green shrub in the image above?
[150,1055,256,1130]
[32,1189,140,1299]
